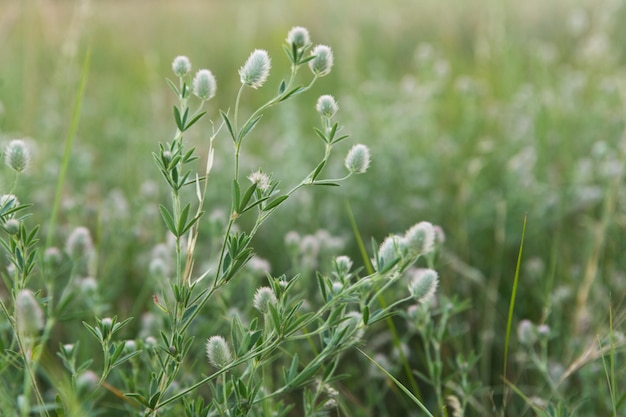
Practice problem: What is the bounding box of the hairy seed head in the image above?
[239,49,271,89]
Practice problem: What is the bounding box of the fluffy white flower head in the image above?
[240,49,271,89]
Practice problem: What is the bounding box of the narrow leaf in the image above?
[220,110,236,142]
[263,195,289,211]
[183,111,206,131]
[239,183,257,213]
[159,205,177,236]
[177,203,191,236]
[238,115,263,142]
[173,106,183,131]
[279,86,305,102]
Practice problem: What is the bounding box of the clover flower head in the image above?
[172,56,191,77]
[316,95,338,118]
[15,289,44,337]
[206,335,233,368]
[192,69,217,100]
[239,49,271,89]
[345,144,371,174]
[404,221,436,255]
[5,139,31,173]
[65,226,94,259]
[248,169,271,192]
[287,26,311,49]
[309,45,334,76]
[253,286,278,313]
[408,268,439,303]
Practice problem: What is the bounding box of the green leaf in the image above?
[311,180,340,187]
[263,195,289,211]
[332,134,350,144]
[182,305,198,324]
[278,86,305,102]
[180,212,204,236]
[181,107,189,129]
[112,351,142,368]
[278,79,286,94]
[148,391,162,409]
[311,160,326,181]
[220,110,236,142]
[173,106,183,131]
[82,321,102,341]
[125,393,149,407]
[299,55,316,65]
[183,111,206,131]
[239,183,257,213]
[313,127,328,143]
[177,203,191,236]
[247,330,262,350]
[327,122,338,142]
[238,115,263,142]
[316,272,328,302]
[286,353,299,384]
[165,78,179,96]
[159,205,177,236]
[282,44,296,64]
[362,305,370,326]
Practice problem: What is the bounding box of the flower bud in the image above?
[100,317,113,338]
[286,26,311,49]
[239,49,271,89]
[206,335,233,368]
[404,221,436,255]
[517,319,537,345]
[333,255,353,276]
[3,218,20,234]
[248,170,271,192]
[377,235,402,271]
[309,45,334,77]
[253,286,278,313]
[408,268,439,303]
[4,139,31,173]
[172,56,191,77]
[0,194,19,211]
[316,95,338,118]
[192,69,217,100]
[61,343,75,358]
[15,289,44,337]
[345,144,371,174]
[44,247,62,269]
[65,226,94,259]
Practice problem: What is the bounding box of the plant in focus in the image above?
[0,27,443,416]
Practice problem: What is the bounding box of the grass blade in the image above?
[502,214,527,410]
[358,348,434,417]
[46,46,91,248]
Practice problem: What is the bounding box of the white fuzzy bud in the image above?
[239,49,271,89]
[172,56,191,77]
[345,144,371,174]
[192,69,217,100]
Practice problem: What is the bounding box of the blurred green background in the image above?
[2,0,626,414]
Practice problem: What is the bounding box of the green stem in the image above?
[47,46,91,249]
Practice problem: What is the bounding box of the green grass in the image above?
[1,0,626,415]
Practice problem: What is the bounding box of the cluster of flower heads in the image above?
[238,26,334,90]
[375,221,444,303]
[171,55,217,101]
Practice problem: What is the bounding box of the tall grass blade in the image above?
[502,214,527,411]
[46,46,91,248]
[358,348,434,417]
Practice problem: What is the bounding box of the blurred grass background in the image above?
[2,0,626,414]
